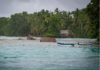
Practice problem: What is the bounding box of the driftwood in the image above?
[27,34,35,40]
[40,37,56,42]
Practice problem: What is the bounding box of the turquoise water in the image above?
[0,44,99,70]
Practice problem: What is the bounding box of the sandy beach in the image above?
[0,36,98,45]
[0,38,97,45]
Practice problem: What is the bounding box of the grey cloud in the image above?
[17,0,33,3]
[0,0,91,17]
[57,0,91,11]
[0,0,13,13]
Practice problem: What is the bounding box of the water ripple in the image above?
[0,44,99,70]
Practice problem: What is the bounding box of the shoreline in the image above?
[0,39,99,45]
[0,36,99,45]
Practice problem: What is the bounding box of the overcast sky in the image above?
[0,0,91,17]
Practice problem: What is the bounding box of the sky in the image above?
[0,0,91,17]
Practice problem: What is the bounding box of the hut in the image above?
[60,30,69,37]
[40,37,56,42]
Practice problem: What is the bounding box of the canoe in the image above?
[57,42,93,46]
[78,43,93,45]
[57,42,93,47]
[57,42,75,46]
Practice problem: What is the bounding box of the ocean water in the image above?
[0,43,100,70]
[0,36,99,70]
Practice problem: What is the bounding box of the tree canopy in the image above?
[0,0,99,40]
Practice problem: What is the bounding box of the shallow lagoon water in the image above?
[0,37,99,70]
[0,44,99,70]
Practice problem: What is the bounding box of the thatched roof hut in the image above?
[60,30,69,37]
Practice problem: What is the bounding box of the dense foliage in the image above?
[0,0,99,40]
[85,0,99,40]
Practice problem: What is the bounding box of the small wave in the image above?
[4,56,18,59]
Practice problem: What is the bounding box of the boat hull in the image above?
[57,42,93,46]
[57,42,75,46]
[78,43,93,45]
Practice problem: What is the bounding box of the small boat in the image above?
[57,42,75,46]
[78,43,93,46]
[57,42,93,47]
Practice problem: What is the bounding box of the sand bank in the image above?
[0,39,97,45]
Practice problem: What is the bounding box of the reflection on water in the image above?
[0,44,99,70]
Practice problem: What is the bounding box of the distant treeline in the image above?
[0,0,99,40]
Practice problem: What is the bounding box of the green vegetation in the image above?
[85,0,99,40]
[0,0,99,40]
